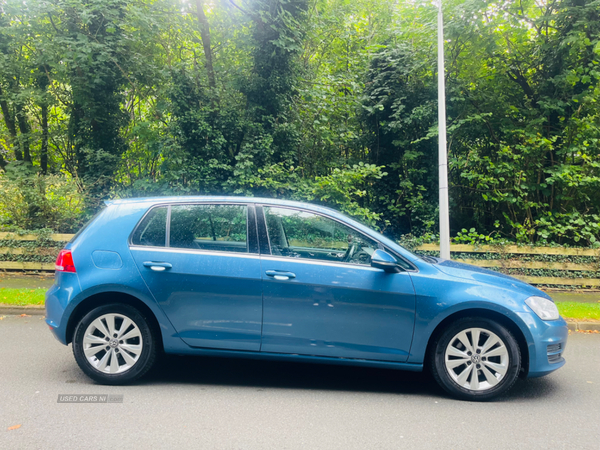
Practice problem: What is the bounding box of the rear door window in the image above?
[170,204,248,253]
[131,207,168,247]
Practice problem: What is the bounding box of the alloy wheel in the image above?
[444,327,509,391]
[82,313,144,374]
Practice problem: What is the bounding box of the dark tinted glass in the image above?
[170,204,248,253]
[131,207,167,247]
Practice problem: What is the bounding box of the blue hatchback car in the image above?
[45,197,567,400]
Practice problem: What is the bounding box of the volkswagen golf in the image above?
[45,197,568,400]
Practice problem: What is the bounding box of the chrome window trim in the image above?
[259,255,408,272]
[129,245,262,260]
[258,204,418,272]
[129,246,412,272]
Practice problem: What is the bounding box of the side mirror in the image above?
[371,249,402,273]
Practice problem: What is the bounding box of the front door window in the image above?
[264,206,377,265]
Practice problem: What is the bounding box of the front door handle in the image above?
[265,270,296,281]
[143,261,172,272]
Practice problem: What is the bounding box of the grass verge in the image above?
[0,288,46,306]
[556,302,600,321]
[0,288,598,321]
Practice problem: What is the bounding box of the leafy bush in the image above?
[0,163,86,233]
[534,212,600,247]
[228,162,388,227]
[454,228,501,245]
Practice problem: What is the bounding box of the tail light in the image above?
[55,250,76,273]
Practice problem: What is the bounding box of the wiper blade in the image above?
[420,255,438,264]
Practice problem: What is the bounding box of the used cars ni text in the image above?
[45,197,567,401]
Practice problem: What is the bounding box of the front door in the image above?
[130,203,263,351]
[258,206,416,362]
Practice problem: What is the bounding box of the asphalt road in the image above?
[1,315,599,449]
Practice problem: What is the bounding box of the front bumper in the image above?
[518,312,568,378]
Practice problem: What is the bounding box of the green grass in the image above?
[556,302,600,321]
[0,288,599,321]
[0,288,46,306]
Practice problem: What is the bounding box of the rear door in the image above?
[130,203,263,351]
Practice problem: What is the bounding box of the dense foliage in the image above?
[0,0,599,245]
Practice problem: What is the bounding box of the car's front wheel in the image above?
[72,303,157,384]
[430,317,521,401]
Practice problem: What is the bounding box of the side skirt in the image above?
[164,346,423,372]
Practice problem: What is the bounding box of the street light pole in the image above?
[437,1,451,260]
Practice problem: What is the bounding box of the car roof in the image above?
[106,196,341,216]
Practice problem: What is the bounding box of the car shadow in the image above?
[138,354,562,401]
[141,354,443,397]
[498,376,562,402]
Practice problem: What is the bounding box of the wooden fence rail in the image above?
[0,233,73,272]
[0,232,73,242]
[1,234,599,287]
[416,243,600,257]
[415,244,600,287]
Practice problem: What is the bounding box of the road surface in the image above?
[1,314,599,449]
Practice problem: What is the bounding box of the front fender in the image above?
[407,300,536,364]
[407,268,537,365]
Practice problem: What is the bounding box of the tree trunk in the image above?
[41,102,49,174]
[70,101,87,179]
[37,65,51,174]
[15,103,32,164]
[195,0,216,89]
[0,85,22,161]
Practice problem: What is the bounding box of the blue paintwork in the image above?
[45,196,568,379]
[260,257,416,362]
[370,248,401,272]
[91,250,123,270]
[405,261,568,378]
[130,247,263,351]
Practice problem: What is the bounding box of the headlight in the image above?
[525,296,559,320]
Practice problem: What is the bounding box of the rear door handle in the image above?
[143,261,172,272]
[265,270,296,281]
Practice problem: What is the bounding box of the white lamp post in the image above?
[437,0,451,259]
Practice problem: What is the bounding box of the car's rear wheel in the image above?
[73,303,157,384]
[430,317,521,401]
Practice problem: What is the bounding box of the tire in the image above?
[430,317,521,401]
[72,303,157,385]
